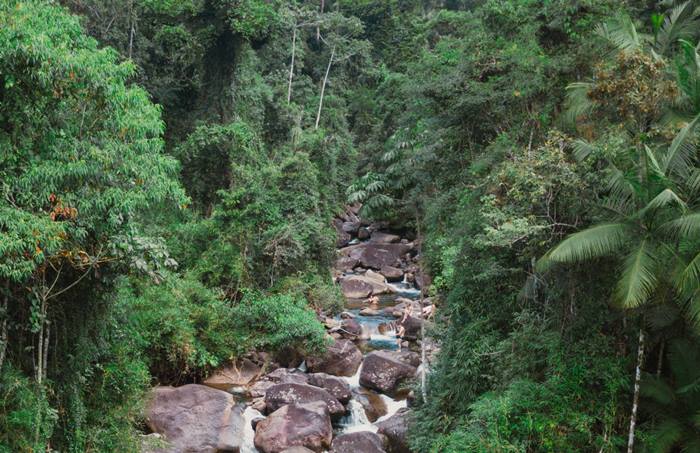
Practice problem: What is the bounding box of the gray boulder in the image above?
[376,408,412,453]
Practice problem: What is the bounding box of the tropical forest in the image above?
[1,0,700,452]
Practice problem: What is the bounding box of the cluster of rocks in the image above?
[144,338,416,453]
[143,206,433,453]
[333,205,430,298]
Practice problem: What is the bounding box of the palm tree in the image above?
[640,338,700,452]
[539,5,700,451]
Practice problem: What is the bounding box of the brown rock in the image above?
[340,275,392,299]
[265,383,345,418]
[379,266,403,282]
[370,232,401,244]
[204,358,261,392]
[307,373,352,404]
[332,432,387,453]
[353,388,387,422]
[358,243,412,269]
[376,408,412,453]
[306,339,363,377]
[146,384,244,453]
[254,402,332,453]
[360,351,417,395]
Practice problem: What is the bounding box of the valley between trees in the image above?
[2,1,700,452]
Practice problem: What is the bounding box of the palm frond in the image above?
[641,188,687,217]
[662,212,700,239]
[571,139,597,162]
[656,1,699,56]
[668,339,700,388]
[646,419,684,453]
[563,82,595,124]
[595,14,644,52]
[537,223,630,271]
[613,241,659,308]
[679,251,700,295]
[661,113,700,178]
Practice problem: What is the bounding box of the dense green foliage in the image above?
[2,0,700,451]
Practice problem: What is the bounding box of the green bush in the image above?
[0,367,57,453]
[231,292,329,355]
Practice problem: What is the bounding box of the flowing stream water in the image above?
[238,267,422,452]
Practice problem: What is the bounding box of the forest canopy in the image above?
[1,0,700,452]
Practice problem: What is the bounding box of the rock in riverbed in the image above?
[306,339,362,377]
[307,373,352,404]
[360,351,417,395]
[331,431,387,453]
[264,383,345,418]
[376,408,412,453]
[254,401,332,453]
[146,384,245,453]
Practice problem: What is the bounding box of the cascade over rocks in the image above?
[360,351,417,395]
[254,401,333,453]
[353,388,388,422]
[264,383,345,418]
[331,432,387,453]
[146,384,245,453]
[305,338,362,377]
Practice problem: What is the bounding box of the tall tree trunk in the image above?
[315,45,334,130]
[627,328,645,453]
[0,283,8,371]
[316,0,324,42]
[656,340,664,377]
[287,25,297,105]
[128,0,136,59]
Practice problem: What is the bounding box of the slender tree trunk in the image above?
[42,322,50,380]
[315,46,335,130]
[656,340,664,377]
[287,25,297,105]
[627,328,645,453]
[316,0,324,42]
[128,0,136,59]
[0,283,8,371]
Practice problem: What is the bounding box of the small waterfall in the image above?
[241,406,263,453]
[337,399,377,434]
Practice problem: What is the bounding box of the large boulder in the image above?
[341,221,360,235]
[335,256,359,272]
[340,276,373,299]
[281,448,315,453]
[379,266,404,282]
[376,408,412,453]
[360,351,417,395]
[340,275,392,299]
[306,339,363,377]
[265,383,345,418]
[146,384,244,453]
[250,368,309,399]
[370,232,401,244]
[204,358,261,392]
[383,316,422,341]
[331,432,386,453]
[339,318,362,339]
[254,402,332,453]
[358,243,412,269]
[307,373,352,404]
